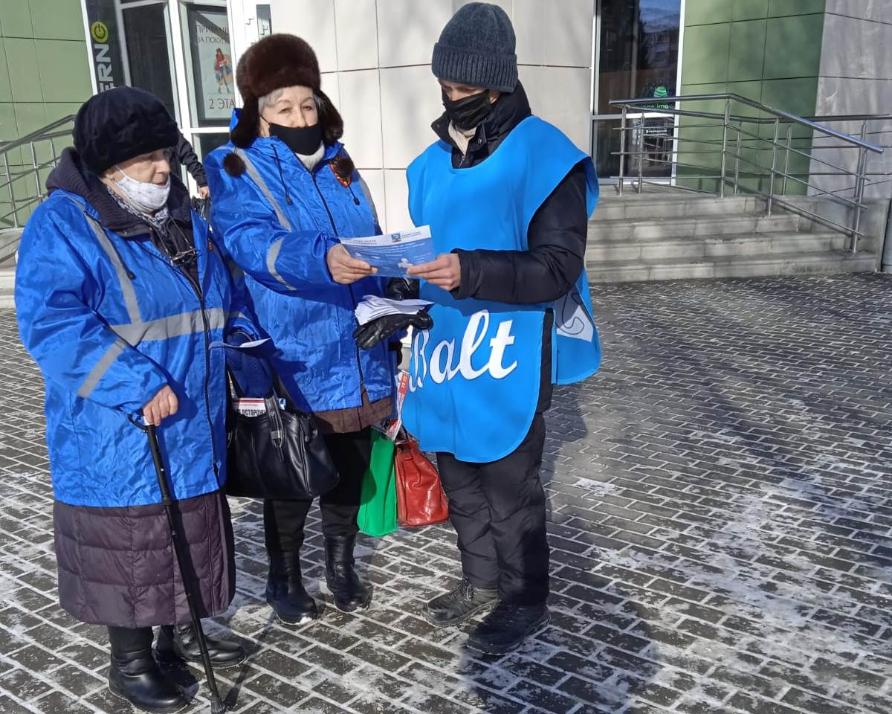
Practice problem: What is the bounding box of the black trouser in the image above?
[436,314,553,606]
[108,625,153,656]
[264,429,372,555]
[436,411,549,606]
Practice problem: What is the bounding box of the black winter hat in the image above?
[230,33,342,150]
[73,87,179,175]
[432,2,518,93]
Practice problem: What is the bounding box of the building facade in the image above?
[1,0,889,229]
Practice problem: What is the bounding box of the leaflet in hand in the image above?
[354,295,433,326]
[340,226,435,278]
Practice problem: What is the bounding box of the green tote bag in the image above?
[357,429,398,537]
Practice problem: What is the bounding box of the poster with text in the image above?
[187,6,235,124]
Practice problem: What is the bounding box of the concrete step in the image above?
[0,228,22,264]
[588,213,800,242]
[0,266,14,309]
[586,250,876,283]
[593,195,764,222]
[585,231,848,263]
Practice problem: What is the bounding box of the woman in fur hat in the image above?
[205,34,397,623]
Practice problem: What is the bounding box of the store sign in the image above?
[84,0,125,93]
[187,7,236,123]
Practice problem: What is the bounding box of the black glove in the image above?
[191,196,210,221]
[385,278,420,300]
[353,311,433,350]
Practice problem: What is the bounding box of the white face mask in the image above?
[114,167,171,213]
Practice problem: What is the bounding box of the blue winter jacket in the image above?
[15,151,259,508]
[204,128,395,414]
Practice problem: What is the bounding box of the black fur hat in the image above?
[229,34,343,152]
[74,87,179,175]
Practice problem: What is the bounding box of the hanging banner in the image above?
[186,6,236,124]
[83,0,126,93]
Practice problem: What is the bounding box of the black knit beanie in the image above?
[73,87,179,175]
[431,2,517,93]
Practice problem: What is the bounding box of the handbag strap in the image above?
[226,353,300,406]
[227,354,309,449]
[226,366,245,399]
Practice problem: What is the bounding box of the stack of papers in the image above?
[355,295,433,326]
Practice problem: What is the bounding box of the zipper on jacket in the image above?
[307,167,370,400]
[184,266,220,484]
[139,237,221,484]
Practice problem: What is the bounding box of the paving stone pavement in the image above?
[0,273,891,714]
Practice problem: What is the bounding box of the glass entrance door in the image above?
[121,1,178,119]
[592,0,682,179]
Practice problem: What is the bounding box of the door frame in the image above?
[590,0,687,184]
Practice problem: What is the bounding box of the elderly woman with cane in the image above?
[15,87,259,713]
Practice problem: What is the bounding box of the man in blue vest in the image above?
[404,2,602,655]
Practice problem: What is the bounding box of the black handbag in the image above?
[226,364,338,500]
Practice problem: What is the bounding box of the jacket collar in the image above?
[432,82,533,164]
[46,148,192,237]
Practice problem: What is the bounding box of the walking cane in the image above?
[145,424,228,714]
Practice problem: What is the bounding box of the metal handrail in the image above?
[604,94,888,253]
[611,94,884,153]
[0,115,74,156]
[0,115,74,230]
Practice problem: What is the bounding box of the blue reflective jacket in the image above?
[204,128,395,414]
[15,190,258,508]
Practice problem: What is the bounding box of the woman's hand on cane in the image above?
[143,386,179,426]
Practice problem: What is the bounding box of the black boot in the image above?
[466,601,550,655]
[324,536,371,612]
[107,626,187,714]
[156,624,246,669]
[266,552,319,625]
[424,577,499,627]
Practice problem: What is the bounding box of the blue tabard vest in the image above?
[403,116,601,463]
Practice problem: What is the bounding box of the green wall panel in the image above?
[768,0,825,15]
[36,40,92,103]
[760,77,820,116]
[728,20,767,82]
[4,38,43,104]
[0,3,35,38]
[685,0,733,25]
[733,0,770,21]
[30,0,87,42]
[763,14,824,79]
[0,0,90,143]
[725,80,766,116]
[0,103,16,141]
[679,0,825,195]
[681,24,731,85]
[0,0,88,225]
[13,102,48,137]
[0,43,10,103]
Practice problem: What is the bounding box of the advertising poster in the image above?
[186,6,236,124]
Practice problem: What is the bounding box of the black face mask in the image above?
[268,122,324,155]
[442,90,494,132]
